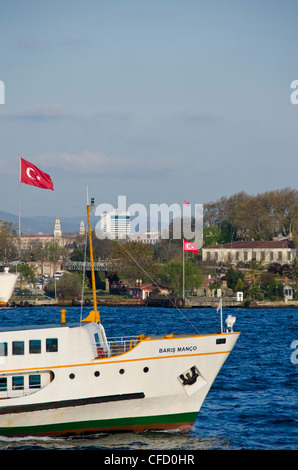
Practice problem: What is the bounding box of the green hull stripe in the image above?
[0,411,198,436]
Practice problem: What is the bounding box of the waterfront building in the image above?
[202,239,296,267]
[127,280,170,300]
[126,231,160,245]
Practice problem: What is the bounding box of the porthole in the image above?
[94,371,100,377]
[143,367,149,373]
[216,338,226,345]
[69,373,75,379]
[119,369,125,375]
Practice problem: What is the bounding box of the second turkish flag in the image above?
[183,240,199,252]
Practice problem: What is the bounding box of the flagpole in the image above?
[18,155,21,259]
[220,297,223,333]
[182,239,185,300]
[216,297,223,333]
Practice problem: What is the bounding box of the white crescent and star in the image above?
[26,167,42,181]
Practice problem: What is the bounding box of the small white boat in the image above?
[0,197,240,437]
[0,268,17,307]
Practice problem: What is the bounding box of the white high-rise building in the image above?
[101,210,131,238]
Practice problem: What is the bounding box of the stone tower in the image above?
[79,220,85,236]
[54,217,62,239]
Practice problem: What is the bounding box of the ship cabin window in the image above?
[29,340,41,354]
[94,333,100,346]
[12,376,24,390]
[0,342,7,356]
[1,338,59,357]
[29,374,41,389]
[0,377,7,391]
[12,341,24,355]
[46,338,58,352]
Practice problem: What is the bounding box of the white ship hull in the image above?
[0,321,240,436]
[0,194,240,436]
[0,270,17,306]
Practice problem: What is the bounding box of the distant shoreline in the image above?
[5,297,298,309]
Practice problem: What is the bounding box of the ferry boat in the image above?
[0,198,240,437]
[0,268,18,307]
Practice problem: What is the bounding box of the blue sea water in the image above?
[0,305,297,451]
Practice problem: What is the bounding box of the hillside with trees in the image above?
[0,187,297,302]
[203,188,298,245]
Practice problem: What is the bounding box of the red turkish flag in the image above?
[20,158,54,190]
[183,239,199,252]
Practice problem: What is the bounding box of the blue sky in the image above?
[0,0,298,219]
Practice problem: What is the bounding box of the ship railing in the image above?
[0,385,42,399]
[95,336,141,358]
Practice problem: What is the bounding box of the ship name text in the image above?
[158,345,197,354]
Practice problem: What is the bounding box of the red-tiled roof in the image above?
[204,240,295,249]
[128,283,155,291]
[20,234,54,238]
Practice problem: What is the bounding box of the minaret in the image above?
[79,220,85,236]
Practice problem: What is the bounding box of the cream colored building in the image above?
[28,260,63,278]
[16,218,85,252]
[202,239,296,267]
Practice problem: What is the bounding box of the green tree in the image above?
[261,278,284,301]
[18,263,35,284]
[158,259,203,296]
[45,272,83,300]
[203,225,221,247]
[284,259,298,280]
[203,222,236,247]
[284,259,298,295]
[0,221,17,262]
[268,278,284,300]
[203,188,298,242]
[109,241,158,283]
[70,248,85,261]
[243,280,263,301]
[225,268,245,291]
[234,278,244,293]
[92,235,115,260]
[18,263,36,293]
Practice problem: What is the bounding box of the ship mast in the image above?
[82,186,101,323]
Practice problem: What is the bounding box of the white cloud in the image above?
[36,151,177,178]
[18,37,88,48]
[1,104,75,120]
[194,161,210,175]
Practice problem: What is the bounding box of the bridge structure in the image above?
[63,261,113,272]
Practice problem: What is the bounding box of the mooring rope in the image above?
[117,241,201,334]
